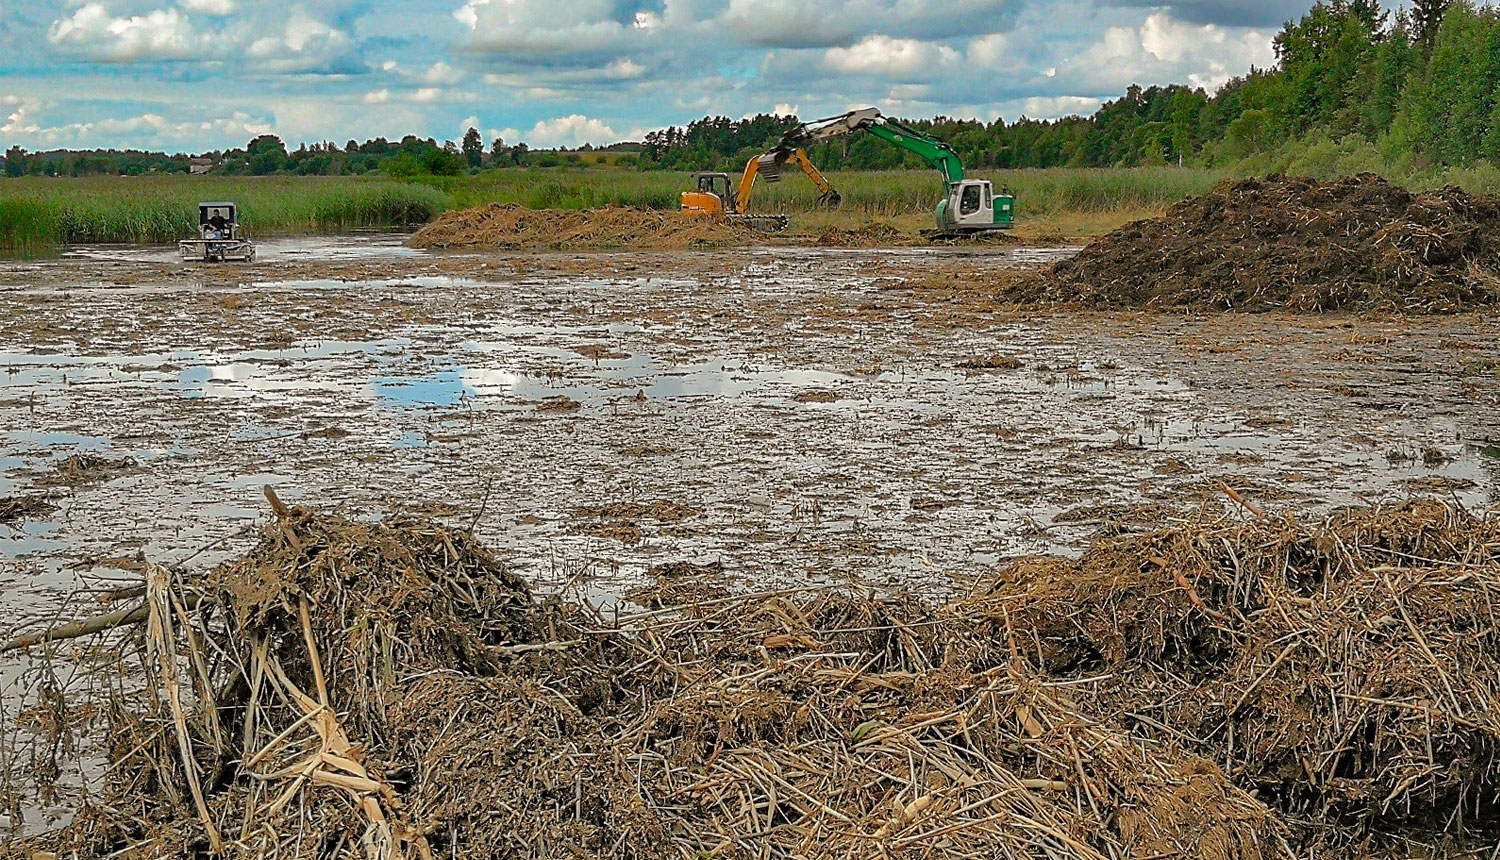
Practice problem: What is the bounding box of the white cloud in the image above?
[499,114,620,148]
[0,102,272,148]
[604,58,645,79]
[721,0,1020,48]
[363,89,390,104]
[1,96,39,135]
[824,36,960,79]
[412,87,442,102]
[1021,95,1102,118]
[180,0,236,16]
[1060,12,1274,93]
[245,9,358,74]
[423,61,464,85]
[454,0,633,55]
[968,33,1009,68]
[48,4,203,62]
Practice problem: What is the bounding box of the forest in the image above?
[644,0,1489,176]
[0,0,1492,181]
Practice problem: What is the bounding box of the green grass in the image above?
[0,166,1227,251]
[0,176,448,252]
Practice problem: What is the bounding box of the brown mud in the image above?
[410,204,758,250]
[1022,174,1500,312]
[409,204,1024,251]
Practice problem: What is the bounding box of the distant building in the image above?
[189,158,214,175]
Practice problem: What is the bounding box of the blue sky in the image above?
[0,0,1307,153]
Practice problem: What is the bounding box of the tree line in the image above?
[2,0,1491,179]
[641,0,1485,174]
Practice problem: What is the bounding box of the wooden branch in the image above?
[1218,481,1266,520]
[1,589,209,654]
[1,602,148,654]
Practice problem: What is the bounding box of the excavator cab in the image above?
[681,172,734,215]
[938,180,1014,232]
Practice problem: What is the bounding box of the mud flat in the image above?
[408,203,1028,251]
[1,237,1498,855]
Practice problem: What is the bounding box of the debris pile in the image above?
[0,495,56,524]
[408,204,759,250]
[812,222,908,247]
[1023,174,1500,311]
[35,454,135,487]
[9,497,1500,859]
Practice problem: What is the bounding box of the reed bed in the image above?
[439,166,1225,219]
[0,167,1223,251]
[0,176,447,250]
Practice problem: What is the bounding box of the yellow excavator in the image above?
[680,147,841,231]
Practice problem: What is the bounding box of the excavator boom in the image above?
[783,109,964,185]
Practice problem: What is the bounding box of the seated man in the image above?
[206,209,230,239]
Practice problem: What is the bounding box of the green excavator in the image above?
[780,107,1013,235]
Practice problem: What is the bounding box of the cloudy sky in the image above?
[0,0,1303,153]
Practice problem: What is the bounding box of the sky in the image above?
[0,0,1303,153]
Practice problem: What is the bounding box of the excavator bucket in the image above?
[755,151,787,184]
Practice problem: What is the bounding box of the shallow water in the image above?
[2,249,1494,631]
[58,234,424,265]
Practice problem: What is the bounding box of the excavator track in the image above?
[728,214,789,233]
[920,227,1013,243]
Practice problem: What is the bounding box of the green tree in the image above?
[1393,2,1500,164]
[1272,1,1381,135]
[3,146,25,177]
[420,146,464,176]
[382,153,420,178]
[462,127,484,168]
[1412,0,1449,50]
[246,134,288,174]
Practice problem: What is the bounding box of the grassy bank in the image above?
[0,166,1225,251]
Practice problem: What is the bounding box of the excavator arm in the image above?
[789,149,842,207]
[734,155,762,214]
[733,147,842,212]
[782,108,965,186]
[863,123,965,185]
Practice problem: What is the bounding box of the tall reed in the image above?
[0,167,1226,250]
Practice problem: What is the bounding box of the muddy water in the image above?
[2,242,1498,627]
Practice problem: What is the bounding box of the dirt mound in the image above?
[11,497,1500,859]
[1021,174,1500,311]
[813,222,908,247]
[409,203,760,250]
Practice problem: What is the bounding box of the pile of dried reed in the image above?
[8,496,1499,859]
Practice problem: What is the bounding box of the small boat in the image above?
[179,201,255,262]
